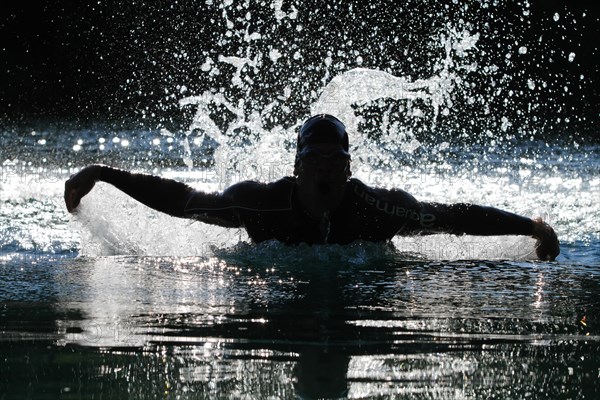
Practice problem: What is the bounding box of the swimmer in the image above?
[65,114,560,260]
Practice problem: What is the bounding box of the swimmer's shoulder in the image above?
[223,177,296,206]
[347,178,419,206]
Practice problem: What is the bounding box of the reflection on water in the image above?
[2,252,599,398]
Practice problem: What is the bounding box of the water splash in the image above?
[164,22,484,187]
[312,28,480,126]
[68,8,588,261]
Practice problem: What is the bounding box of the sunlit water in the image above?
[2,1,600,398]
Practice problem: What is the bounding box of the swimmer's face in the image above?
[295,143,351,206]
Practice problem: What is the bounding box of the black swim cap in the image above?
[295,114,349,164]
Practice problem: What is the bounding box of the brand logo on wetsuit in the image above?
[353,185,435,228]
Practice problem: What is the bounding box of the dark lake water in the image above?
[1,246,600,398]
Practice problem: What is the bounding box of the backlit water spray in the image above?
[59,1,596,260]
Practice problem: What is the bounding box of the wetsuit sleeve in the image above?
[407,202,534,236]
[98,166,241,227]
[182,183,245,228]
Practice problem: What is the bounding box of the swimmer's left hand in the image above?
[532,217,560,261]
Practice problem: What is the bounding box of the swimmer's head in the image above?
[294,115,351,216]
[294,114,352,215]
[294,114,350,173]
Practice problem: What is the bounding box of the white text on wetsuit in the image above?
[354,185,436,228]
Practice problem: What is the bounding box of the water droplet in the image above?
[201,58,213,72]
[269,48,282,63]
[527,79,535,90]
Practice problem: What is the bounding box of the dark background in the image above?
[1,0,598,137]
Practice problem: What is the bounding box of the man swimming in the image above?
[64,114,560,260]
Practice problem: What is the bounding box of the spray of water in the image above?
[67,1,594,261]
[159,22,483,186]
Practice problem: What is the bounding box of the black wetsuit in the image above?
[182,177,535,244]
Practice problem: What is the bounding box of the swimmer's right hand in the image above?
[64,165,102,213]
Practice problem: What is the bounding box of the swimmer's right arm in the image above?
[64,165,241,227]
[64,165,102,213]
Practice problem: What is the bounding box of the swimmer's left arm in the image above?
[530,217,560,261]
[400,202,559,261]
[422,203,534,236]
